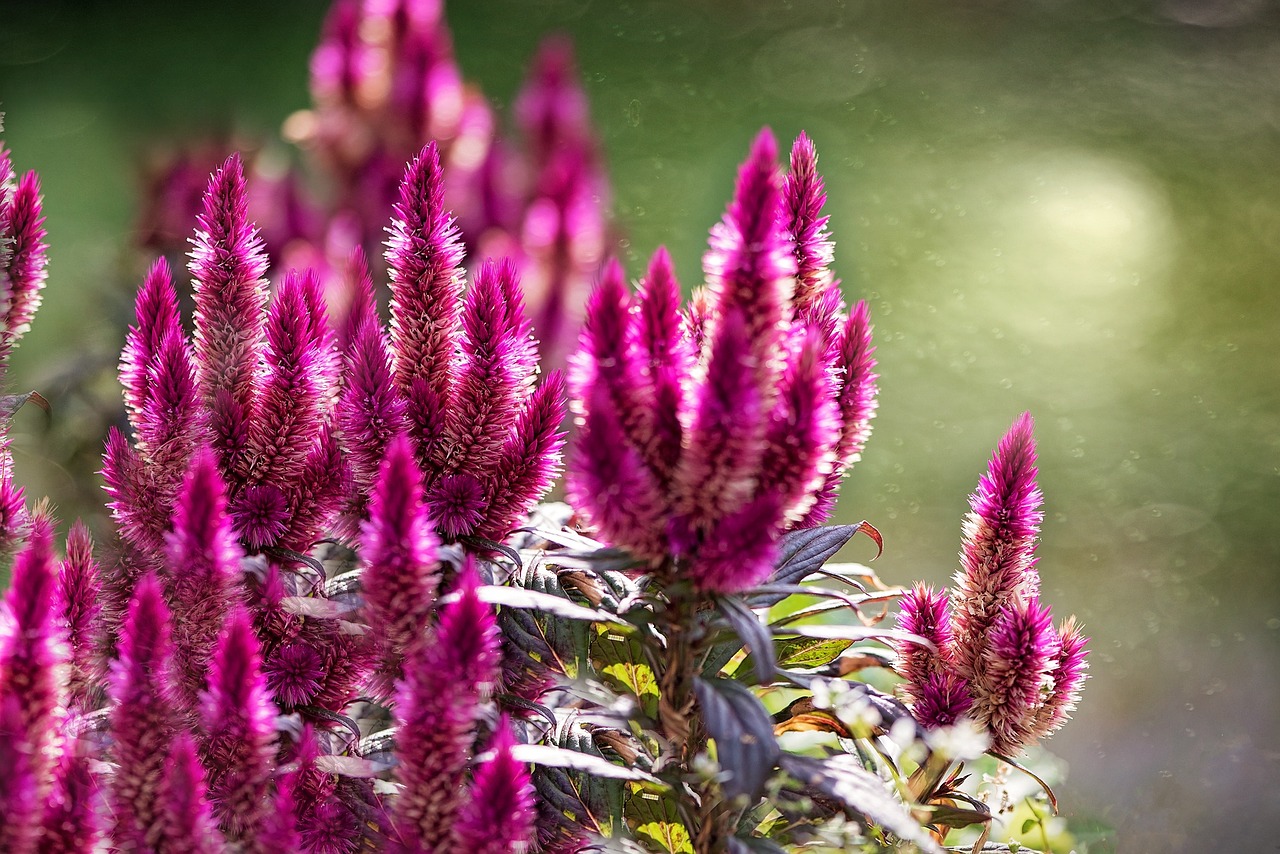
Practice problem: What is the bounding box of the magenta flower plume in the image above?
[950,412,1044,681]
[247,267,336,496]
[107,573,183,851]
[278,424,350,553]
[1031,616,1090,741]
[165,447,245,710]
[393,556,501,851]
[782,131,835,312]
[911,671,975,731]
[39,738,102,854]
[156,732,224,854]
[199,605,277,845]
[686,492,784,593]
[361,433,441,669]
[974,598,1060,757]
[0,453,26,555]
[262,641,325,710]
[0,520,62,851]
[0,166,48,370]
[455,718,537,854]
[892,583,954,703]
[386,142,466,456]
[190,154,270,458]
[0,694,40,854]
[57,521,104,712]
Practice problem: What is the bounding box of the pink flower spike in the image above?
[0,695,40,854]
[108,573,182,852]
[951,412,1044,682]
[156,732,224,854]
[386,142,466,433]
[165,447,245,710]
[190,154,270,418]
[57,521,104,712]
[393,555,502,851]
[0,520,61,850]
[279,422,350,553]
[478,370,568,544]
[137,326,202,478]
[200,605,278,844]
[38,737,103,854]
[1031,616,1090,740]
[911,671,974,731]
[976,598,1060,757]
[0,170,48,369]
[893,583,953,703]
[262,641,326,710]
[687,492,783,594]
[361,433,441,665]
[455,718,537,854]
[783,131,836,313]
[120,258,182,431]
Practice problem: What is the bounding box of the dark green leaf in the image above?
[717,596,776,684]
[737,637,854,686]
[592,625,661,719]
[694,677,781,802]
[779,753,945,854]
[626,785,694,853]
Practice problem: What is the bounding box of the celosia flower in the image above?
[975,599,1060,757]
[0,520,62,853]
[262,641,326,709]
[568,128,878,593]
[455,718,537,854]
[1030,616,1090,741]
[0,154,48,370]
[156,732,224,854]
[200,605,277,844]
[0,694,40,854]
[56,521,104,712]
[893,583,953,698]
[910,671,975,732]
[393,556,501,851]
[38,737,102,854]
[108,573,182,851]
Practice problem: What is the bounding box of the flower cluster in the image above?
[894,413,1089,757]
[567,128,877,592]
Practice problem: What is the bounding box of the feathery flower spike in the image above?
[975,598,1060,757]
[57,521,103,712]
[0,168,48,369]
[38,737,102,854]
[156,732,225,854]
[455,718,537,854]
[782,131,835,312]
[1031,616,1090,741]
[893,582,954,704]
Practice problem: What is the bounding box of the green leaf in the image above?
[695,677,781,802]
[626,785,694,854]
[592,625,661,720]
[1021,817,1038,835]
[737,637,854,685]
[780,753,945,854]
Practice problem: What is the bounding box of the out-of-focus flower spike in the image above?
[102,426,166,555]
[157,732,225,854]
[455,718,537,854]
[0,519,62,850]
[200,605,278,845]
[673,305,768,529]
[444,258,530,478]
[335,247,375,355]
[911,671,975,731]
[516,35,594,167]
[975,598,1060,756]
[280,422,350,553]
[687,492,783,593]
[477,370,567,543]
[0,170,48,370]
[0,694,40,854]
[57,521,103,712]
[38,737,102,854]
[950,412,1044,682]
[393,555,501,851]
[0,452,26,555]
[702,127,795,362]
[387,142,466,445]
[684,286,712,357]
[1031,616,1090,741]
[258,761,301,853]
[361,433,441,670]
[190,154,270,420]
[893,583,954,703]
[783,131,835,313]
[567,379,667,560]
[762,325,840,526]
[165,448,245,709]
[630,247,693,487]
[309,0,367,108]
[121,258,182,430]
[108,573,182,851]
[248,268,333,491]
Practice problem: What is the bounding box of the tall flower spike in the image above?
[190,154,270,431]
[0,520,61,853]
[165,447,245,710]
[0,694,40,854]
[393,556,502,852]
[950,412,1044,682]
[200,605,277,845]
[387,142,466,463]
[39,737,102,854]
[361,432,441,675]
[108,573,182,852]
[893,583,954,704]
[783,131,835,313]
[120,258,182,431]
[0,168,48,371]
[686,491,783,593]
[57,521,104,712]
[974,598,1060,757]
[455,718,537,854]
[156,732,224,854]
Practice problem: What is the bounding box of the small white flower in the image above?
[924,717,990,762]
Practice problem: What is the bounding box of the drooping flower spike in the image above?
[568,129,877,592]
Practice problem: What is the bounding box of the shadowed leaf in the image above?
[695,677,781,802]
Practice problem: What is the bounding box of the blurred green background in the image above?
[3,0,1279,850]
